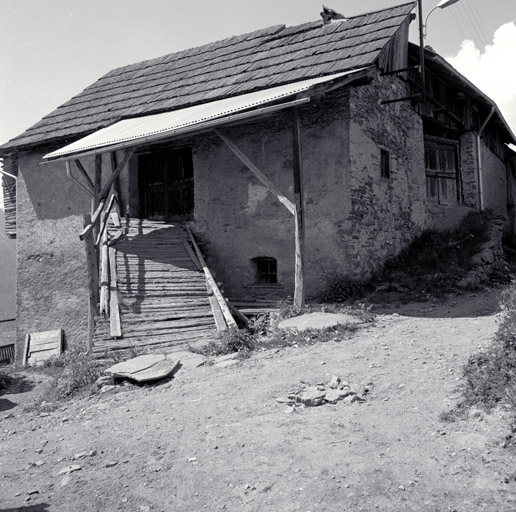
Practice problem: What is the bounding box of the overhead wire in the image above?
[468,0,492,45]
[456,2,487,48]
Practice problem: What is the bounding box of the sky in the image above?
[1,0,515,207]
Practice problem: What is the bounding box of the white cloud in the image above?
[446,22,516,140]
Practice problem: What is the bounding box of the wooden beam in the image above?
[66,161,94,197]
[83,214,100,354]
[292,107,306,309]
[214,129,296,215]
[74,160,95,190]
[79,193,111,241]
[94,192,116,246]
[99,225,110,316]
[110,152,123,218]
[98,148,134,203]
[186,227,237,329]
[109,247,122,338]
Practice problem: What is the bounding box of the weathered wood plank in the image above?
[292,107,306,309]
[187,227,237,330]
[109,247,122,338]
[99,226,110,316]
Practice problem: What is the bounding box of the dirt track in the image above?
[2,289,516,511]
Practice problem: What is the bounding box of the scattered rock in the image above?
[328,375,341,389]
[215,353,239,368]
[140,506,151,512]
[60,475,72,487]
[324,389,344,404]
[100,385,116,394]
[73,450,97,460]
[276,397,294,405]
[188,457,198,463]
[278,312,362,331]
[296,387,326,407]
[27,489,40,495]
[95,375,115,388]
[58,464,82,475]
[105,461,118,468]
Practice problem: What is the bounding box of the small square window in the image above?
[380,149,391,179]
[253,257,277,285]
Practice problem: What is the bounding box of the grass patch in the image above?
[192,300,370,357]
[321,210,499,303]
[0,370,13,391]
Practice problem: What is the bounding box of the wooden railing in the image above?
[186,227,238,331]
[82,186,124,354]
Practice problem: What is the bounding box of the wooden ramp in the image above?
[93,220,218,355]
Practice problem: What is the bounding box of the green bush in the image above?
[461,284,516,410]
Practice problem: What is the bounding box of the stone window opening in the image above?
[424,136,460,205]
[380,148,391,179]
[253,257,278,285]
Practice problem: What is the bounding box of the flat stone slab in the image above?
[169,351,206,370]
[105,354,180,382]
[278,312,362,332]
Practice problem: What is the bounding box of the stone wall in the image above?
[458,214,506,289]
[460,132,479,208]
[346,73,427,277]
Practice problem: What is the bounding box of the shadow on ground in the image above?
[368,287,504,319]
[1,506,51,512]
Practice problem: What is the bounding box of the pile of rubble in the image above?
[277,375,365,407]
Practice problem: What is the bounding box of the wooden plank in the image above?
[80,195,108,241]
[109,247,122,338]
[22,334,30,366]
[214,129,296,215]
[187,227,236,330]
[98,148,134,202]
[95,193,116,246]
[183,240,202,271]
[25,329,63,366]
[292,107,306,309]
[84,214,99,354]
[110,212,121,228]
[108,228,124,246]
[99,226,110,316]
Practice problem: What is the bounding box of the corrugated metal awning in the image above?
[44,69,368,161]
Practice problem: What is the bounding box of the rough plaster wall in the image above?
[347,74,426,277]
[193,89,351,300]
[480,138,507,217]
[16,150,92,361]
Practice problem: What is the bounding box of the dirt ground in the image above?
[2,288,516,512]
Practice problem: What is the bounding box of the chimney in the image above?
[320,5,346,25]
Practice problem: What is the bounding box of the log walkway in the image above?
[92,220,218,355]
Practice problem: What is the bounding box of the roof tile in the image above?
[1,2,416,150]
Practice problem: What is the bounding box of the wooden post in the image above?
[292,107,305,309]
[83,214,99,354]
[108,247,122,338]
[93,155,102,238]
[110,151,123,219]
[99,216,110,316]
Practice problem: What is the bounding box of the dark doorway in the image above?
[138,147,194,221]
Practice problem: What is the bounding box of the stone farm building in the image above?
[1,2,515,360]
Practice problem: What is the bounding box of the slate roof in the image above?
[1,2,415,152]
